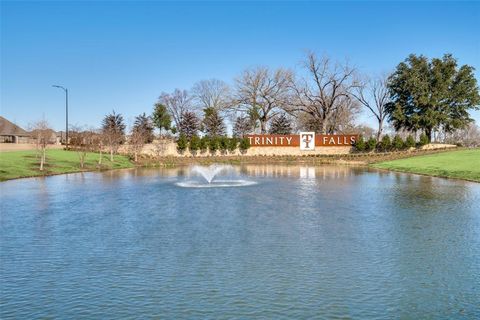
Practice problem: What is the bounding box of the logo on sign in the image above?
[300,132,315,150]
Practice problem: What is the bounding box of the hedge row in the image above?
[177,135,250,155]
[354,133,429,152]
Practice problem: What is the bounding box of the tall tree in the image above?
[157,89,193,129]
[102,110,126,161]
[352,74,390,140]
[132,113,154,143]
[30,120,53,171]
[269,114,293,134]
[386,54,480,141]
[178,111,199,140]
[234,66,293,133]
[290,52,357,134]
[152,103,172,136]
[192,79,230,111]
[232,116,253,138]
[202,107,226,137]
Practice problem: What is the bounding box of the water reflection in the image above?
[0,165,479,318]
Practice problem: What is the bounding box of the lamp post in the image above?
[52,85,69,149]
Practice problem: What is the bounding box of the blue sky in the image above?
[1,1,479,131]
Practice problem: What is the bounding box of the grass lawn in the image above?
[372,149,480,182]
[0,149,134,181]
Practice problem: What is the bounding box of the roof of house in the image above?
[0,116,30,136]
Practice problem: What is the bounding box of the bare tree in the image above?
[327,95,361,133]
[69,127,98,169]
[192,79,231,111]
[290,52,357,134]
[234,66,293,133]
[351,74,390,140]
[30,120,53,171]
[158,89,193,129]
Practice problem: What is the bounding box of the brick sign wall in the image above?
[246,133,358,149]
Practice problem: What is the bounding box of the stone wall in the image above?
[119,139,353,157]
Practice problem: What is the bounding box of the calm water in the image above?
[1,165,479,319]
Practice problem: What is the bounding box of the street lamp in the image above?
[52,85,69,149]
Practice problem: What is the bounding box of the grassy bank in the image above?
[371,149,480,182]
[0,149,134,181]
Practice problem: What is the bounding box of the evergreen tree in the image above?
[199,136,209,153]
[378,135,391,152]
[269,114,292,134]
[176,134,188,153]
[152,103,172,135]
[102,110,126,161]
[132,113,154,143]
[392,135,404,150]
[178,111,199,140]
[405,135,416,149]
[202,107,226,137]
[365,137,377,152]
[239,137,251,153]
[232,116,253,138]
[354,136,366,152]
[386,54,480,141]
[228,138,238,153]
[189,135,200,155]
[418,133,429,147]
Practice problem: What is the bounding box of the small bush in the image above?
[189,135,200,155]
[365,137,377,152]
[219,136,229,154]
[239,137,250,153]
[209,137,219,154]
[418,133,429,147]
[354,136,366,152]
[228,137,238,153]
[199,136,209,153]
[405,135,416,149]
[176,134,188,154]
[392,135,404,150]
[377,135,392,152]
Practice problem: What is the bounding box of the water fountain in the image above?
[176,164,257,188]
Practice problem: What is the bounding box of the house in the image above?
[0,116,31,143]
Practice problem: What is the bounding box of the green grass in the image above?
[0,149,134,181]
[372,149,480,182]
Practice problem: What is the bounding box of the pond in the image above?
[1,165,479,318]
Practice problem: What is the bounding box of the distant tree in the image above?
[102,111,126,161]
[445,123,480,147]
[228,137,238,153]
[417,133,429,147]
[189,135,201,155]
[269,113,293,134]
[152,103,172,136]
[133,113,154,143]
[202,107,226,137]
[290,52,357,134]
[405,135,416,149]
[69,126,96,168]
[392,135,404,150]
[178,111,199,140]
[158,89,193,129]
[176,134,188,154]
[352,74,390,141]
[378,135,392,152]
[234,66,293,133]
[232,116,253,138]
[30,120,53,171]
[192,79,230,111]
[386,54,480,141]
[365,137,377,152]
[199,136,209,154]
[239,137,251,153]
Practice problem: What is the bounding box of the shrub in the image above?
[219,136,229,154]
[228,137,238,153]
[209,137,219,154]
[418,133,429,147]
[405,135,416,149]
[189,135,200,155]
[354,136,366,152]
[176,134,188,154]
[378,135,392,152]
[365,137,377,152]
[239,137,251,153]
[199,136,209,153]
[392,135,404,150]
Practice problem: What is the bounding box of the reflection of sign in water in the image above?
[300,132,315,150]
[246,134,358,149]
